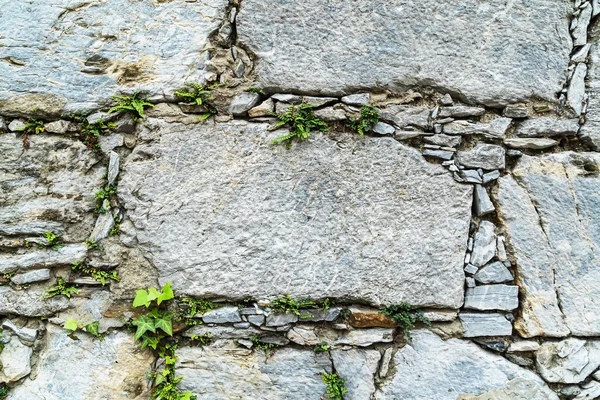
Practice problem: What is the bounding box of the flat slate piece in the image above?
[237,0,571,106]
[119,121,473,307]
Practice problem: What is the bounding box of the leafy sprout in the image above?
[108,92,154,121]
[269,104,328,145]
[349,105,379,135]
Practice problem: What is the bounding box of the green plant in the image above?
[95,184,117,214]
[150,344,196,400]
[250,336,277,356]
[349,105,379,135]
[64,318,104,341]
[85,239,104,252]
[80,119,117,152]
[72,262,120,286]
[110,214,121,236]
[108,92,154,121]
[247,86,264,95]
[0,383,9,400]
[380,302,431,341]
[177,298,214,326]
[44,277,78,299]
[174,82,217,106]
[314,341,329,353]
[189,333,211,345]
[322,373,347,400]
[270,294,317,316]
[270,104,328,145]
[37,231,63,250]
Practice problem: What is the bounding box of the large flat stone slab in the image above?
[0,0,228,115]
[496,153,600,337]
[581,23,600,150]
[119,121,473,307]
[374,330,557,399]
[237,0,571,106]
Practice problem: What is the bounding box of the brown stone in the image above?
[348,307,396,328]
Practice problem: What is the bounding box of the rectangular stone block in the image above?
[460,313,512,337]
[464,285,519,311]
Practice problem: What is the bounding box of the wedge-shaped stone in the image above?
[443,118,511,139]
[474,261,513,284]
[374,330,558,399]
[10,324,154,399]
[119,121,472,307]
[237,0,571,106]
[496,153,600,336]
[464,285,518,311]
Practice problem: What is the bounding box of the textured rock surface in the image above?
[0,336,32,383]
[535,338,600,384]
[0,0,229,115]
[119,120,472,307]
[460,313,513,337]
[237,0,571,106]
[9,324,154,399]
[374,330,557,399]
[581,23,600,149]
[496,153,600,337]
[331,349,380,400]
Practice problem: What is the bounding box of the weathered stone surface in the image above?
[457,144,505,170]
[298,308,340,322]
[231,92,261,116]
[581,23,600,149]
[2,320,38,342]
[10,269,51,285]
[0,134,103,240]
[302,96,337,107]
[503,105,529,119]
[374,330,557,399]
[423,149,454,160]
[504,137,560,150]
[10,324,154,399]
[183,325,262,340]
[287,325,320,346]
[201,306,242,324]
[348,307,395,328]
[514,117,579,138]
[0,245,88,274]
[474,261,513,284]
[176,344,331,399]
[380,106,430,130]
[464,285,519,311]
[332,349,380,400]
[0,336,32,383]
[89,206,114,243]
[424,134,462,148]
[265,313,298,327]
[119,121,472,307]
[107,151,120,186]
[496,153,600,336]
[439,106,485,118]
[460,313,512,337]
[334,328,393,347]
[508,341,540,353]
[0,0,229,115]
[567,63,587,115]
[341,93,370,106]
[470,221,497,267]
[237,0,571,106]
[536,339,600,384]
[248,98,274,118]
[372,122,395,135]
[314,107,347,121]
[573,4,592,47]
[43,120,75,134]
[473,185,495,217]
[0,287,68,317]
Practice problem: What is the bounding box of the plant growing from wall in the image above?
[38,231,63,250]
[94,184,117,214]
[85,239,104,252]
[108,92,154,121]
[270,294,317,315]
[0,384,8,400]
[348,105,379,135]
[380,302,431,341]
[322,372,347,400]
[314,341,329,353]
[269,104,328,145]
[176,297,214,326]
[174,82,221,121]
[81,119,117,152]
[250,336,278,357]
[64,318,104,341]
[72,261,120,286]
[44,277,78,299]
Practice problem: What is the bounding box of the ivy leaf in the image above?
[85,321,103,340]
[64,318,79,331]
[156,282,174,306]
[132,289,150,308]
[147,287,161,305]
[132,315,156,342]
[154,311,174,336]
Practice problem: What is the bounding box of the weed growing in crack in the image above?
[188,333,212,345]
[44,277,78,299]
[81,119,116,152]
[269,104,328,145]
[95,184,117,214]
[176,298,215,326]
[349,105,379,135]
[38,231,63,250]
[72,261,120,286]
[322,372,347,400]
[0,384,9,400]
[64,318,104,341]
[246,86,265,95]
[314,341,330,353]
[17,119,45,149]
[250,336,278,356]
[175,82,221,121]
[85,239,104,252]
[380,302,431,341]
[270,294,317,315]
[109,92,154,121]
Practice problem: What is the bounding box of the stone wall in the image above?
[0,0,599,399]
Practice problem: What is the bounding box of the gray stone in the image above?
[374,330,557,399]
[237,0,570,107]
[302,96,338,107]
[10,269,51,285]
[176,345,331,399]
[424,134,462,148]
[115,117,138,134]
[119,121,472,308]
[341,93,370,106]
[457,144,506,170]
[568,63,588,115]
[287,326,320,346]
[460,170,483,184]
[231,92,261,116]
[440,94,453,106]
[504,137,560,150]
[460,313,513,337]
[439,106,485,118]
[335,328,393,347]
[184,325,262,340]
[44,120,75,134]
[0,0,229,115]
[265,313,298,327]
[233,322,251,329]
[515,117,580,138]
[423,149,454,160]
[0,287,68,317]
[470,221,497,267]
[9,323,154,399]
[332,349,380,400]
[581,24,600,149]
[482,170,501,184]
[464,264,478,275]
[536,339,600,383]
[474,261,513,284]
[314,107,347,121]
[89,204,114,243]
[572,43,592,63]
[442,117,512,139]
[503,105,529,119]
[380,106,430,130]
[372,122,395,135]
[0,244,88,274]
[465,277,476,287]
[422,310,458,322]
[7,119,25,132]
[473,185,495,217]
[260,335,290,346]
[247,315,265,326]
[107,151,120,186]
[248,98,274,118]
[99,134,124,154]
[298,308,340,322]
[496,236,508,262]
[0,116,6,131]
[1,320,37,342]
[395,130,433,140]
[0,337,32,383]
[201,306,242,324]
[508,341,540,353]
[573,4,592,47]
[464,285,519,311]
[497,153,600,336]
[271,94,302,104]
[574,381,600,400]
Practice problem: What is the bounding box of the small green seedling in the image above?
[270,104,328,145]
[80,119,116,152]
[174,82,220,106]
[85,239,104,252]
[349,105,379,135]
[314,341,330,353]
[131,282,175,349]
[177,298,214,326]
[44,277,78,299]
[250,336,278,356]
[247,86,265,95]
[72,261,120,286]
[108,92,154,121]
[322,373,347,400]
[38,231,63,250]
[151,344,196,400]
[270,294,317,316]
[189,333,211,345]
[380,302,431,341]
[0,383,8,400]
[64,318,104,341]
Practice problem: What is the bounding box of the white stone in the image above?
[0,337,32,383]
[332,349,380,400]
[460,313,513,337]
[536,338,600,383]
